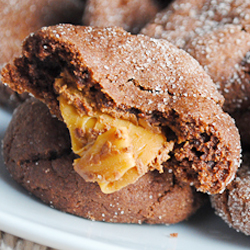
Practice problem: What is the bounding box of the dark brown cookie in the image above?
[3,98,205,224]
[1,24,241,194]
[0,0,85,110]
[141,0,250,49]
[141,0,250,144]
[141,0,250,113]
[83,0,171,34]
[232,110,250,147]
[211,153,250,235]
[184,25,250,114]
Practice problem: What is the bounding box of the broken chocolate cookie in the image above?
[1,24,241,195]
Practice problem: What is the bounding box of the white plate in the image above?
[1,107,250,250]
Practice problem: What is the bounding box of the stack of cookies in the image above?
[0,0,250,237]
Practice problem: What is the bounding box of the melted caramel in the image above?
[58,85,173,193]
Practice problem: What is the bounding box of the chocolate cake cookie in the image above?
[3,98,205,224]
[141,0,250,145]
[83,0,171,34]
[1,24,241,195]
[211,153,250,235]
[0,0,85,110]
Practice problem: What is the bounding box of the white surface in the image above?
[1,107,250,250]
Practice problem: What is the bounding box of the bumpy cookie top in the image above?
[141,0,250,113]
[2,24,223,112]
[1,24,241,194]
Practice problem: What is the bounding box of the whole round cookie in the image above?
[184,25,250,114]
[211,153,250,235]
[3,98,204,224]
[1,25,241,195]
[141,0,250,143]
[83,0,171,34]
[0,0,85,110]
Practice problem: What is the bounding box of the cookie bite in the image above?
[211,153,250,235]
[3,98,205,224]
[0,0,85,110]
[83,0,171,34]
[1,24,241,195]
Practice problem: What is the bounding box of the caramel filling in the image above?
[57,79,174,193]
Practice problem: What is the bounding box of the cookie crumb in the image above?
[170,233,178,238]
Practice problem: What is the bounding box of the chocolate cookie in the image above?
[211,153,250,235]
[184,25,250,115]
[3,98,205,224]
[0,0,85,110]
[141,0,250,144]
[83,0,171,34]
[232,110,250,147]
[1,24,241,195]
[184,26,250,146]
[141,0,250,49]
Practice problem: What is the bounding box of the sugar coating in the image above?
[211,153,250,235]
[141,0,250,114]
[142,0,250,48]
[184,25,250,113]
[40,24,223,112]
[83,0,166,34]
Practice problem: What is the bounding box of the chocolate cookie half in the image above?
[1,24,241,194]
[3,98,204,224]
